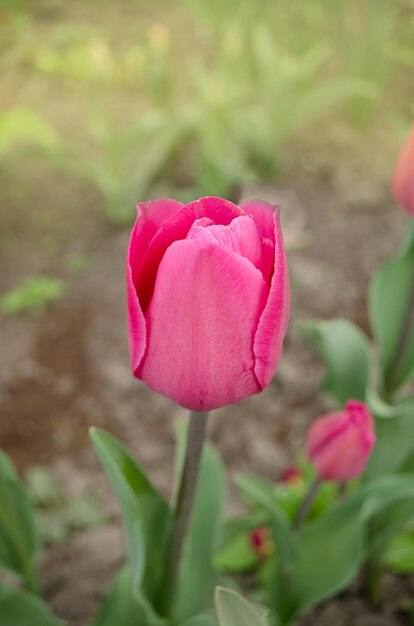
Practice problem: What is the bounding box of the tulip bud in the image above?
[306,400,376,482]
[127,196,290,411]
[278,466,302,485]
[249,526,273,558]
[393,123,414,216]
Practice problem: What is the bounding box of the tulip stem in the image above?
[293,476,322,530]
[387,267,414,395]
[164,410,208,610]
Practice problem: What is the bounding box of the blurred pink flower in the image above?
[393,123,414,216]
[127,196,290,411]
[306,400,376,481]
[279,466,302,484]
[250,526,273,558]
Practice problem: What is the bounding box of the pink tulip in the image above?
[250,526,273,558]
[393,123,414,216]
[127,196,290,411]
[278,466,302,485]
[306,400,376,482]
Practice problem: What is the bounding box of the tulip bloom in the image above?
[127,196,290,411]
[393,123,414,216]
[306,400,376,482]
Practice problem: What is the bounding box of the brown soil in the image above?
[0,156,410,624]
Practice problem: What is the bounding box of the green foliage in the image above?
[0,276,66,316]
[383,530,414,574]
[301,318,371,405]
[0,582,65,626]
[215,587,269,626]
[0,108,58,158]
[173,426,227,624]
[90,566,167,626]
[0,450,39,594]
[326,0,396,125]
[369,224,414,398]
[25,465,106,544]
[58,110,188,225]
[241,474,414,625]
[23,0,397,220]
[89,428,170,605]
[365,397,414,478]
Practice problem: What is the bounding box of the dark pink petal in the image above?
[253,211,290,388]
[240,199,278,242]
[135,197,244,313]
[138,238,267,411]
[131,199,184,284]
[126,236,147,375]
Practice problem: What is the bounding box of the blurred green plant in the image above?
[0,276,66,316]
[0,108,58,159]
[22,0,398,221]
[326,0,397,125]
[25,465,106,544]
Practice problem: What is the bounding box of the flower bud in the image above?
[278,466,302,485]
[249,526,273,558]
[393,123,414,216]
[306,400,376,482]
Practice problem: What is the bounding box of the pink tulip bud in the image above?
[127,196,290,411]
[249,526,273,558]
[393,123,414,216]
[279,466,302,485]
[306,400,376,482]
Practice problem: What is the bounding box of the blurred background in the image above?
[0,0,414,622]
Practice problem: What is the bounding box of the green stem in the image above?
[293,476,322,530]
[164,410,208,613]
[366,559,382,608]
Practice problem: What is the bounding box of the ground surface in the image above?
[0,142,411,624]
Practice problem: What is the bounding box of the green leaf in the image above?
[173,427,226,624]
[383,531,414,573]
[0,108,59,158]
[0,450,18,481]
[215,587,269,626]
[365,400,414,477]
[179,617,216,626]
[90,566,166,626]
[89,428,170,602]
[234,474,295,568]
[290,475,414,621]
[234,473,295,623]
[0,582,64,626]
[301,318,371,404]
[369,223,414,395]
[0,451,39,593]
[215,530,256,574]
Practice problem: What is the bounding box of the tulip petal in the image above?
[127,253,147,374]
[308,413,370,481]
[132,199,184,278]
[187,215,263,271]
[240,200,278,242]
[135,197,244,313]
[393,124,414,216]
[253,212,290,388]
[138,239,267,411]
